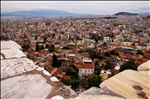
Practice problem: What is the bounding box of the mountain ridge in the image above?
[1,9,88,17]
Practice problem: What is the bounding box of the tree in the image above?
[66,67,74,75]
[36,43,39,52]
[22,44,30,51]
[103,42,107,46]
[104,61,114,70]
[71,81,79,91]
[45,44,49,49]
[104,52,110,57]
[61,78,70,85]
[111,50,119,56]
[137,50,144,55]
[119,61,138,72]
[41,45,44,50]
[94,68,101,75]
[88,76,102,88]
[52,54,58,67]
[49,46,55,52]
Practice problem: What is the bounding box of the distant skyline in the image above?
[1,1,150,15]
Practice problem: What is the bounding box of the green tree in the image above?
[52,54,58,67]
[119,61,138,72]
[45,44,49,49]
[66,67,74,75]
[137,50,144,55]
[104,52,110,57]
[61,78,70,85]
[104,61,114,70]
[103,42,107,46]
[71,81,79,90]
[22,44,30,51]
[94,68,101,75]
[41,45,44,50]
[36,43,39,52]
[111,50,119,56]
[88,76,102,88]
[49,46,55,52]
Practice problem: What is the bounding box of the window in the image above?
[91,70,93,72]
[85,70,87,72]
[88,70,90,72]
[80,69,82,72]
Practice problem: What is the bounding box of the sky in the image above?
[1,1,150,15]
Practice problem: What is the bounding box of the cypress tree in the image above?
[52,53,58,67]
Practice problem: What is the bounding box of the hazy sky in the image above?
[1,1,150,15]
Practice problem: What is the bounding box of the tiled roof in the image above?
[78,63,94,69]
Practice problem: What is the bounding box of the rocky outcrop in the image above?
[74,87,123,99]
[138,60,150,76]
[100,70,150,99]
[1,40,76,99]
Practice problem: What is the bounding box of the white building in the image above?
[79,63,94,75]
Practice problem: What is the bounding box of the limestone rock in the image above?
[138,60,150,76]
[100,70,150,99]
[1,40,22,50]
[1,74,52,99]
[1,48,26,59]
[75,87,123,99]
[1,57,37,78]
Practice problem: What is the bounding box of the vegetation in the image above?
[119,61,139,72]
[45,44,49,49]
[88,76,102,88]
[35,43,39,51]
[137,50,144,55]
[94,68,101,75]
[104,61,114,70]
[104,51,110,57]
[111,49,119,56]
[49,46,55,52]
[52,53,58,67]
[22,43,30,51]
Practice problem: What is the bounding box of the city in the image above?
[1,1,150,99]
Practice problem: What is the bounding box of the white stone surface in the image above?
[1,58,37,78]
[1,40,22,50]
[100,70,150,99]
[43,70,51,76]
[138,60,150,76]
[1,74,52,99]
[51,95,64,99]
[138,60,150,71]
[36,67,44,71]
[1,48,26,59]
[50,76,59,82]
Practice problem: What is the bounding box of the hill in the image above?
[1,9,86,17]
[114,12,138,16]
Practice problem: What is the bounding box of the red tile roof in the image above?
[61,75,71,80]
[78,63,94,69]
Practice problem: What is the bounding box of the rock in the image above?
[50,76,59,82]
[1,74,52,99]
[100,70,150,99]
[74,95,123,99]
[51,95,64,99]
[1,48,26,59]
[43,70,51,76]
[138,60,150,76]
[1,40,22,50]
[36,67,44,71]
[1,58,37,78]
[75,87,123,99]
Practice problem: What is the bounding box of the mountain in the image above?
[114,12,138,16]
[138,12,150,15]
[1,9,87,17]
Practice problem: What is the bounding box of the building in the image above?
[78,63,94,75]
